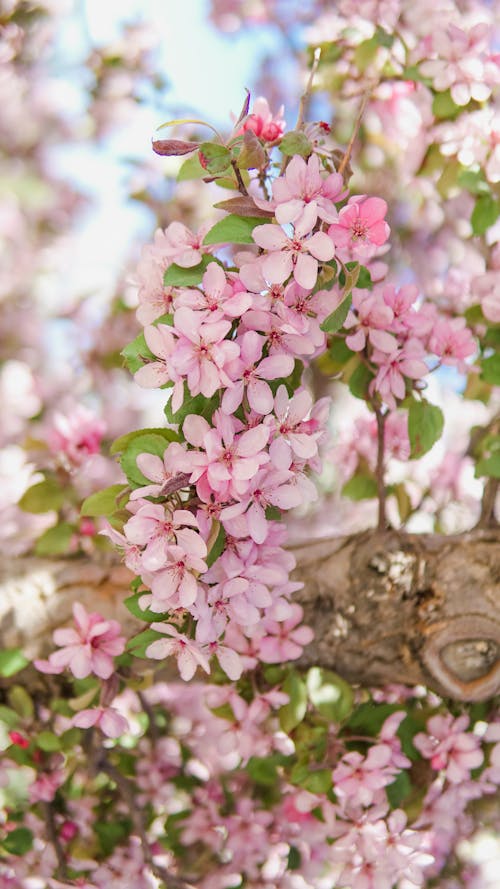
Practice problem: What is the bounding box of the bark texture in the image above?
[2,530,500,701]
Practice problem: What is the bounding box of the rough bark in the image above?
[1,530,499,701]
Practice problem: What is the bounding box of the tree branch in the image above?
[98,757,196,889]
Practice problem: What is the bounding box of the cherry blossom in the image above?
[240,96,285,142]
[252,203,335,290]
[414,714,484,783]
[35,602,125,680]
[146,623,210,680]
[72,706,129,739]
[328,196,390,258]
[172,307,240,399]
[261,153,347,226]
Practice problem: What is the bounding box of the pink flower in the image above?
[129,441,191,500]
[428,317,476,372]
[220,466,301,544]
[328,196,390,258]
[72,706,129,738]
[261,153,347,226]
[419,23,494,106]
[173,307,240,398]
[205,640,244,680]
[344,290,396,352]
[183,411,270,502]
[144,544,208,610]
[333,745,399,806]
[370,339,428,410]
[146,624,210,680]
[222,330,294,415]
[414,714,483,783]
[240,96,285,142]
[257,603,314,663]
[123,501,206,572]
[134,324,182,408]
[29,771,65,803]
[163,220,213,267]
[252,204,335,290]
[46,405,105,467]
[268,385,321,464]
[34,602,125,680]
[175,261,252,319]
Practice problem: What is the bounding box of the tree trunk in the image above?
[2,529,499,702]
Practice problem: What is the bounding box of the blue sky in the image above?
[46,0,279,310]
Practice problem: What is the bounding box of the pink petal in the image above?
[294,253,318,290]
[237,425,270,457]
[262,251,293,285]
[252,224,288,251]
[248,378,274,415]
[307,231,335,262]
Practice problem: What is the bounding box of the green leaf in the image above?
[348,362,374,400]
[247,754,284,786]
[165,388,220,427]
[432,89,461,120]
[36,730,62,752]
[393,482,412,522]
[94,818,131,856]
[302,768,333,794]
[203,214,266,246]
[480,353,500,385]
[7,686,34,720]
[458,169,490,196]
[163,255,213,286]
[19,479,65,514]
[279,672,307,734]
[320,294,352,334]
[341,474,378,501]
[110,427,179,455]
[126,628,164,658]
[81,484,128,517]
[280,131,313,157]
[35,522,73,556]
[177,152,208,181]
[2,827,34,856]
[306,667,354,723]
[0,706,20,728]
[347,701,401,736]
[354,35,379,71]
[206,522,226,568]
[471,193,500,236]
[288,846,302,870]
[408,398,444,458]
[0,648,29,678]
[60,727,82,750]
[387,770,412,808]
[356,265,373,289]
[198,141,232,174]
[121,331,154,374]
[120,433,172,487]
[124,591,166,623]
[476,437,500,478]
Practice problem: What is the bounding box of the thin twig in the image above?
[374,404,388,532]
[231,159,249,195]
[280,47,321,175]
[296,46,321,132]
[338,88,372,179]
[99,757,196,889]
[43,801,68,880]
[476,478,499,529]
[138,690,160,744]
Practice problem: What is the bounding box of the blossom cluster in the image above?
[2,675,500,889]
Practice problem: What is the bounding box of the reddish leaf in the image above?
[213,196,274,218]
[152,139,199,157]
